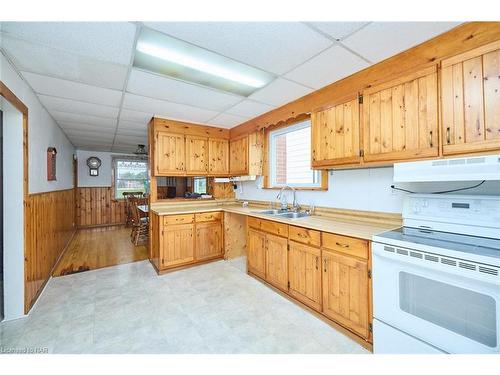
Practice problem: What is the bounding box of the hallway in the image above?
[53,226,148,277]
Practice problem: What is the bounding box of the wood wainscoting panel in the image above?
[25,188,76,312]
[76,187,126,227]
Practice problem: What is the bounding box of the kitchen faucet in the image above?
[276,185,299,212]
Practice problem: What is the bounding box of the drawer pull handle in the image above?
[446,127,451,144]
[316,256,319,270]
[323,259,327,272]
[429,130,433,147]
[335,242,349,248]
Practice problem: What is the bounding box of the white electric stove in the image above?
[372,194,500,354]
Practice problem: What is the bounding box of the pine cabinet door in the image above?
[441,40,500,155]
[265,233,288,292]
[195,221,223,260]
[288,242,322,311]
[155,132,185,175]
[208,138,229,175]
[229,137,248,175]
[322,250,370,339]
[160,224,194,268]
[311,97,361,167]
[362,66,439,162]
[185,135,208,175]
[247,228,266,279]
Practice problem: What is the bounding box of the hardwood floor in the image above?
[53,226,148,277]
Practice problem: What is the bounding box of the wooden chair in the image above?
[130,197,149,246]
[124,191,144,227]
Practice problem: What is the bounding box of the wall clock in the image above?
[86,156,102,176]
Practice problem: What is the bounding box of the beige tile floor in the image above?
[0,258,369,354]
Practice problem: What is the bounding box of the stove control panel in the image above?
[403,194,500,234]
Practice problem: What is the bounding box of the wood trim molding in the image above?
[230,22,500,139]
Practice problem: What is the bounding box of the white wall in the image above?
[77,150,136,187]
[1,52,75,194]
[1,98,24,320]
[236,167,500,214]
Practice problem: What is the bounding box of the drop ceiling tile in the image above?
[2,22,136,65]
[119,109,153,124]
[284,45,370,89]
[116,127,147,137]
[207,113,248,128]
[64,129,116,140]
[1,34,128,90]
[114,134,148,145]
[307,22,370,40]
[225,99,274,118]
[22,72,123,107]
[127,69,243,111]
[58,122,116,134]
[39,95,119,119]
[50,111,118,127]
[249,78,313,107]
[76,144,113,152]
[144,22,332,75]
[342,22,462,63]
[110,145,139,154]
[122,93,219,124]
[118,119,148,131]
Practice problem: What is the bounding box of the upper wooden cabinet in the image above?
[149,118,230,178]
[155,131,186,175]
[311,97,361,167]
[229,131,263,176]
[185,135,208,175]
[441,40,500,155]
[208,138,229,176]
[362,66,439,162]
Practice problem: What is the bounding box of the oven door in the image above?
[372,242,500,354]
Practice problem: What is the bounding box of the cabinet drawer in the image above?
[163,214,195,225]
[322,233,368,259]
[289,226,321,247]
[260,219,288,237]
[195,211,222,222]
[248,217,261,230]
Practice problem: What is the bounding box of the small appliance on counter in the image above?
[372,194,500,354]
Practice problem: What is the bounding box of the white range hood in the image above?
[393,154,500,182]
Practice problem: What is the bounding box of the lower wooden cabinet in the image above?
[265,234,288,292]
[247,228,266,279]
[195,221,223,261]
[322,250,370,339]
[161,223,195,268]
[153,212,224,271]
[288,241,322,311]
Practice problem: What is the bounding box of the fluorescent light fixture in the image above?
[134,28,275,97]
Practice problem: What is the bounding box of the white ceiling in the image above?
[0,21,461,153]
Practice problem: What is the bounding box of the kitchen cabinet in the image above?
[208,138,229,176]
[362,66,439,162]
[288,241,322,311]
[441,40,500,155]
[195,221,223,261]
[311,97,361,167]
[185,135,208,175]
[247,228,266,279]
[229,131,263,176]
[265,233,288,292]
[153,212,224,271]
[322,249,370,339]
[161,223,195,268]
[154,131,186,175]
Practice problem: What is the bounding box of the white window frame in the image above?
[112,156,149,199]
[268,120,321,189]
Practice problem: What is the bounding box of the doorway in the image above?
[0,109,4,321]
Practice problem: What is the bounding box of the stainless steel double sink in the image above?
[255,209,310,220]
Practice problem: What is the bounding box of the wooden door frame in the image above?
[0,81,29,313]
